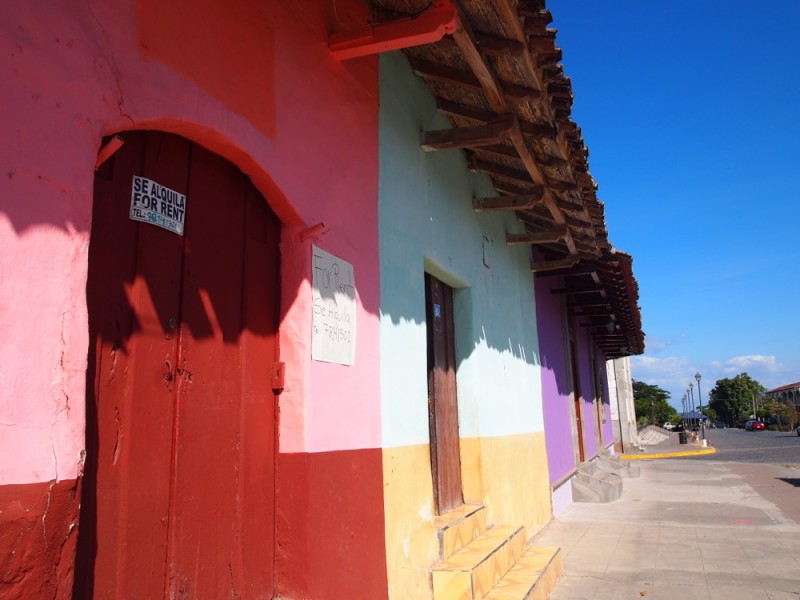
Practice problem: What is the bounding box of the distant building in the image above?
[765,382,800,414]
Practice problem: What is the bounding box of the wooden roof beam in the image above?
[507,120,578,254]
[469,157,530,182]
[506,226,567,245]
[536,263,598,277]
[450,9,508,111]
[329,0,458,60]
[531,254,580,272]
[435,100,557,139]
[442,3,579,256]
[473,193,542,212]
[551,286,604,295]
[441,32,526,58]
[411,60,540,103]
[422,115,514,151]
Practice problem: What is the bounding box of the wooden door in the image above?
[425,274,463,514]
[592,357,604,448]
[75,131,279,598]
[569,337,586,463]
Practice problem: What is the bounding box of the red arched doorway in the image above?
[75,131,280,598]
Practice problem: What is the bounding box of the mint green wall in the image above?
[379,53,543,448]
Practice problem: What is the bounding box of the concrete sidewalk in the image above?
[532,458,800,599]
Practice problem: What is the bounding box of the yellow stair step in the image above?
[484,546,563,600]
[432,525,526,600]
[435,504,487,559]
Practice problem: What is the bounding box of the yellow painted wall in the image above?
[461,432,552,537]
[383,444,439,599]
[383,433,552,598]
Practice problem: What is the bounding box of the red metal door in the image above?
[76,131,279,598]
[425,274,463,514]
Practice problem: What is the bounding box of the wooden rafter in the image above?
[551,287,604,296]
[473,193,542,212]
[362,0,643,358]
[411,60,540,103]
[531,255,579,272]
[422,115,514,151]
[440,31,526,57]
[506,226,567,245]
[436,100,557,139]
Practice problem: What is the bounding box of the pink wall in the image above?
[1,1,387,596]
[1,0,381,485]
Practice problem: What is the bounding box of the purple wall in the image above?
[534,277,576,484]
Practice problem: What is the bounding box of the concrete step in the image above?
[570,475,600,503]
[431,525,525,600]
[596,454,640,479]
[484,546,563,600]
[435,504,488,560]
[572,463,622,503]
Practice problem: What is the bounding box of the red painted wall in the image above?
[0,481,79,598]
[276,449,388,599]
[1,0,386,597]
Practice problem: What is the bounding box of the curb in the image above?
[620,446,717,460]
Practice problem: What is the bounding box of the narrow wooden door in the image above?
[569,337,586,463]
[425,274,463,514]
[76,131,279,598]
[592,357,604,448]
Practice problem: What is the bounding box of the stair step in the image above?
[435,504,487,559]
[432,525,525,600]
[570,477,600,503]
[485,546,563,600]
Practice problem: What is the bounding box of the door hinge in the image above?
[271,361,285,394]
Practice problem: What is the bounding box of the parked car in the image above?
[745,420,766,431]
[713,421,727,429]
[663,422,675,430]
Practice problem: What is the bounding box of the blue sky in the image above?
[548,1,800,408]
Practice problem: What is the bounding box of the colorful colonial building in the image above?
[1,1,643,598]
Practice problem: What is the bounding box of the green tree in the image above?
[632,380,677,426]
[708,373,766,426]
[699,406,718,422]
[758,399,796,429]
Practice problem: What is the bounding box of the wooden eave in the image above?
[360,0,644,358]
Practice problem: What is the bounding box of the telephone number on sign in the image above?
[322,323,352,342]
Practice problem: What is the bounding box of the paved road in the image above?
[688,427,800,464]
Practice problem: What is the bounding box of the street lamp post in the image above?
[695,372,704,441]
[682,394,687,426]
[689,383,695,429]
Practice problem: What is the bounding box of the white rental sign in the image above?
[130,175,187,235]
[311,245,356,365]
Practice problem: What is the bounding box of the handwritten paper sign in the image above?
[311,245,356,365]
[130,175,187,235]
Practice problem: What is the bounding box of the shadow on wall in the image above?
[535,275,571,397]
[377,51,541,370]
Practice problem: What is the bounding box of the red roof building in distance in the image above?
[765,382,800,409]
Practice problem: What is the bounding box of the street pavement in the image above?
[532,438,800,599]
